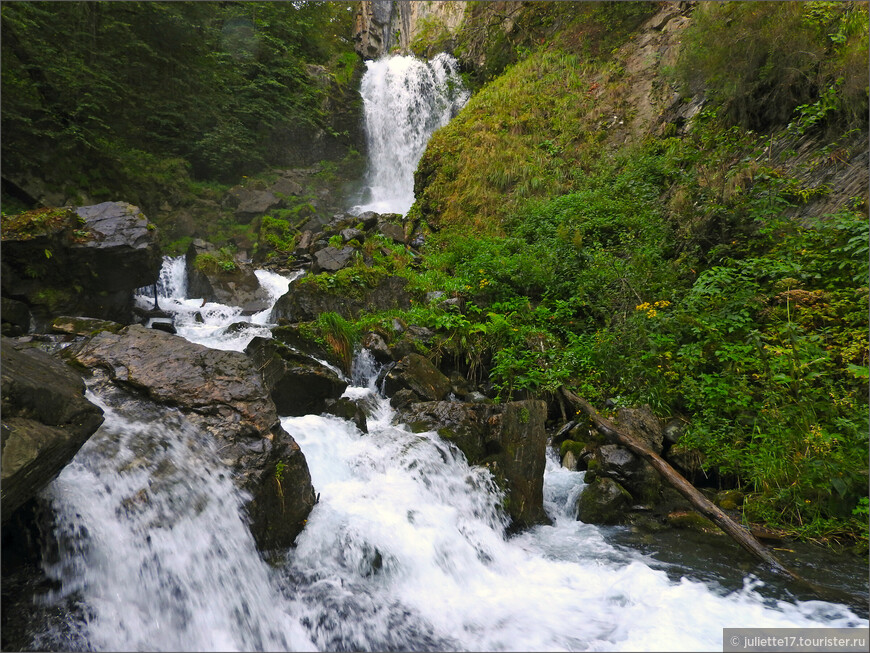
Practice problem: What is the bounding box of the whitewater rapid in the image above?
[27,259,864,651]
[22,51,868,650]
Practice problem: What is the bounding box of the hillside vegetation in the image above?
[2,1,867,545]
[1,1,360,214]
[377,1,870,544]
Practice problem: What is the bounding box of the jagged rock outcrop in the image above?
[1,338,105,519]
[245,336,348,417]
[398,398,549,528]
[354,0,466,59]
[0,202,162,326]
[64,325,316,550]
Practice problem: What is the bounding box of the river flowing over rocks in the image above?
[1,52,867,652]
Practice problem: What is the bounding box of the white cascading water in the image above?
[133,256,300,351]
[27,53,867,651]
[353,53,469,215]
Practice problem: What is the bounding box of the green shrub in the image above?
[194,247,238,274]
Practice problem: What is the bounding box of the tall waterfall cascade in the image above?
[15,51,868,652]
[354,53,469,216]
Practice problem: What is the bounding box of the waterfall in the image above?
[34,393,315,652]
[353,53,469,216]
[156,255,188,299]
[14,52,868,651]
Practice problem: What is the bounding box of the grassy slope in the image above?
[394,2,868,544]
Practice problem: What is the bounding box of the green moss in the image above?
[194,247,238,274]
[32,286,73,311]
[560,439,586,460]
[298,265,387,298]
[1,207,76,241]
[666,511,722,535]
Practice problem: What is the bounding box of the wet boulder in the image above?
[64,325,316,551]
[576,478,633,525]
[360,331,392,364]
[398,399,549,528]
[323,397,368,433]
[245,336,348,417]
[185,241,271,312]
[592,444,661,504]
[1,202,162,324]
[400,401,492,460]
[382,353,450,402]
[1,338,105,519]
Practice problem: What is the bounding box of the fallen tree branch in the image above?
[559,388,863,609]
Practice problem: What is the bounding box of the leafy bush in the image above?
[194,247,238,274]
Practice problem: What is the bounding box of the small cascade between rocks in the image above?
[14,52,868,652]
[133,256,301,351]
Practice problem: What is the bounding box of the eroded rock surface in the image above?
[64,325,316,550]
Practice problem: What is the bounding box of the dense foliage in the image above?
[1,1,359,210]
[2,1,867,545]
[354,2,870,544]
[673,1,869,132]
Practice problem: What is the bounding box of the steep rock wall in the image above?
[354,1,466,59]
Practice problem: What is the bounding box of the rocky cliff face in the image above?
[354,0,466,59]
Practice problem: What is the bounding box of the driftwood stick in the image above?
[562,389,870,611]
[560,388,804,581]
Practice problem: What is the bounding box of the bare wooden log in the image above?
[560,388,804,582]
[562,389,870,611]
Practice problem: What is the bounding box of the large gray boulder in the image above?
[245,336,348,416]
[73,202,162,290]
[1,202,161,324]
[64,325,316,550]
[591,444,661,504]
[383,353,451,403]
[313,245,355,272]
[398,399,549,528]
[1,338,105,519]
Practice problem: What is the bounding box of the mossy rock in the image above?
[576,477,632,525]
[51,316,125,337]
[665,510,723,535]
[559,439,586,460]
[716,489,745,511]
